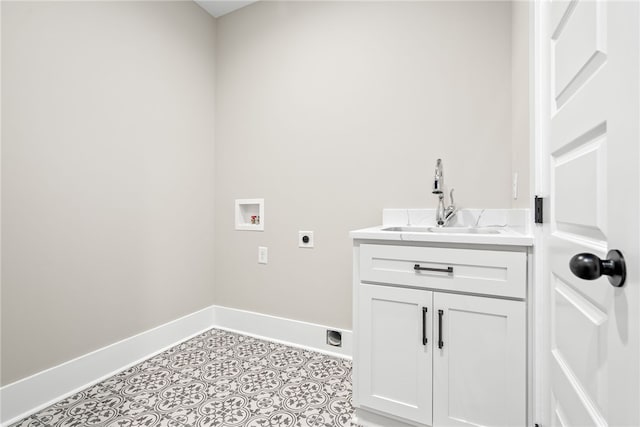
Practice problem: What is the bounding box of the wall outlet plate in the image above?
[258,246,268,264]
[299,231,314,248]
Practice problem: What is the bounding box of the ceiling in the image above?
[194,0,258,17]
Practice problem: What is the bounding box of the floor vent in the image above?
[326,330,342,347]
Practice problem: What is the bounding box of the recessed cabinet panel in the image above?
[433,293,526,427]
[360,244,526,298]
[358,284,433,425]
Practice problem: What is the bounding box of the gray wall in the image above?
[1,0,529,387]
[214,1,515,330]
[512,0,531,208]
[1,1,216,385]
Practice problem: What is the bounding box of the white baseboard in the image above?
[0,304,352,426]
[355,408,424,427]
[212,305,352,360]
[0,306,216,427]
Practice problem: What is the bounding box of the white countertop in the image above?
[350,225,533,246]
[350,209,534,247]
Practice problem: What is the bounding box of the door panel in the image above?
[552,0,606,108]
[357,284,432,425]
[553,134,606,241]
[551,358,606,427]
[543,0,640,425]
[433,292,526,427]
[553,276,606,408]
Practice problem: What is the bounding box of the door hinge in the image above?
[535,196,544,224]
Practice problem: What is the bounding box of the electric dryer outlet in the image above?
[299,231,314,248]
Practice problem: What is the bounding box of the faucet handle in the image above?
[449,188,455,206]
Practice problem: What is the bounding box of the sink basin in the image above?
[381,226,431,232]
[381,226,501,235]
[425,227,501,234]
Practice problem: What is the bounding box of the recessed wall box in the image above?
[235,199,264,231]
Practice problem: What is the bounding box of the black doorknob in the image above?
[569,250,626,287]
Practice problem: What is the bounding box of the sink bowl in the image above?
[426,227,501,234]
[381,226,431,232]
[381,226,501,235]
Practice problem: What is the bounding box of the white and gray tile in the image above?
[11,329,354,427]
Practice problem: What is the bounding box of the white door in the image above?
[540,0,640,425]
[357,283,432,425]
[432,292,526,427]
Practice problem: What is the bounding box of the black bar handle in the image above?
[438,310,444,349]
[422,307,428,345]
[414,264,453,274]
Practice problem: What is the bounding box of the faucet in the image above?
[432,159,457,227]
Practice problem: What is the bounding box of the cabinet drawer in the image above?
[360,244,526,298]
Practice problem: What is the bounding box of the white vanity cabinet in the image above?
[358,284,434,424]
[432,292,525,427]
[353,242,529,427]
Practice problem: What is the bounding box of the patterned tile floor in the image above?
[12,328,354,427]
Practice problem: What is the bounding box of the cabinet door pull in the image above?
[422,307,428,345]
[414,264,453,274]
[438,309,444,349]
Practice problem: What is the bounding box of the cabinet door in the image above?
[358,283,433,425]
[433,293,526,427]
